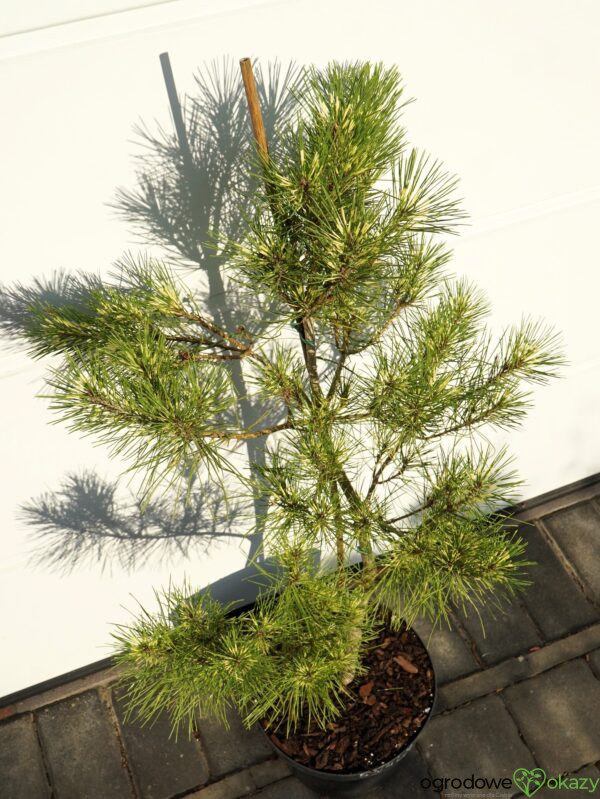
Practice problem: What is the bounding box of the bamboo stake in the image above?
[239,58,269,161]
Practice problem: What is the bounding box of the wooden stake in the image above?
[239,58,269,160]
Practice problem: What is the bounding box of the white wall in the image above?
[1,0,599,695]
[0,0,173,37]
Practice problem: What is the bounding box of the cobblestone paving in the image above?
[2,480,600,798]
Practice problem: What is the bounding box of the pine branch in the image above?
[295,316,323,402]
[326,350,348,400]
[386,502,432,525]
[165,333,242,351]
[353,297,410,353]
[206,421,293,441]
[78,387,291,442]
[178,349,254,363]
[172,307,254,354]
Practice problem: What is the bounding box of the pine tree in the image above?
[4,60,563,736]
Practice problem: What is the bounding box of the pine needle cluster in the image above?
[3,60,564,735]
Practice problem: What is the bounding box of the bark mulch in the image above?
[266,620,435,773]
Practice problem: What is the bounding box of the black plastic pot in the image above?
[259,627,437,798]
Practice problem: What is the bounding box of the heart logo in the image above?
[513,768,546,797]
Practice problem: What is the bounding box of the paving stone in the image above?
[518,764,600,799]
[251,776,317,797]
[8,663,122,717]
[36,689,132,799]
[455,595,542,665]
[588,648,600,679]
[112,687,209,798]
[188,769,256,798]
[0,715,50,799]
[249,758,291,788]
[196,708,272,779]
[437,622,600,711]
[196,749,433,799]
[419,695,535,797]
[369,747,433,798]
[543,502,600,602]
[413,615,479,684]
[503,659,600,774]
[0,705,16,722]
[519,522,598,639]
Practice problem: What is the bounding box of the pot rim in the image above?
[258,622,437,783]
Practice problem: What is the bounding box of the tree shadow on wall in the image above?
[115,58,299,267]
[0,57,300,573]
[21,470,251,575]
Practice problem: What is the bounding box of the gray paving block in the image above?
[0,716,50,799]
[588,648,600,679]
[251,776,317,798]
[438,623,600,712]
[112,687,209,798]
[503,659,600,774]
[519,522,598,639]
[196,708,272,779]
[413,615,479,684]
[419,695,535,797]
[36,689,132,799]
[519,764,600,799]
[369,747,433,798]
[189,769,256,798]
[249,758,291,788]
[456,595,542,665]
[543,502,600,602]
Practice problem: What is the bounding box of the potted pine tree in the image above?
[7,59,562,796]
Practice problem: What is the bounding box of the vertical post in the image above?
[239,58,269,161]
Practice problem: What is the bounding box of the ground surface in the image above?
[1,478,600,798]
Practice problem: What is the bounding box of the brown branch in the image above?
[420,359,529,442]
[366,449,396,500]
[83,390,291,441]
[172,308,250,352]
[347,298,411,355]
[179,349,254,363]
[372,297,411,343]
[422,401,507,442]
[378,459,414,486]
[329,412,370,424]
[296,316,324,403]
[331,483,345,568]
[166,334,241,352]
[204,421,293,441]
[368,440,424,507]
[335,470,375,575]
[387,500,432,525]
[83,391,149,426]
[327,350,348,400]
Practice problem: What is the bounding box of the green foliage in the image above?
[375,514,530,626]
[2,59,565,736]
[114,560,375,736]
[232,63,463,339]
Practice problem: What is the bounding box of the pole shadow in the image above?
[0,57,300,574]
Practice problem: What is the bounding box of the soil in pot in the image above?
[263,620,435,773]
